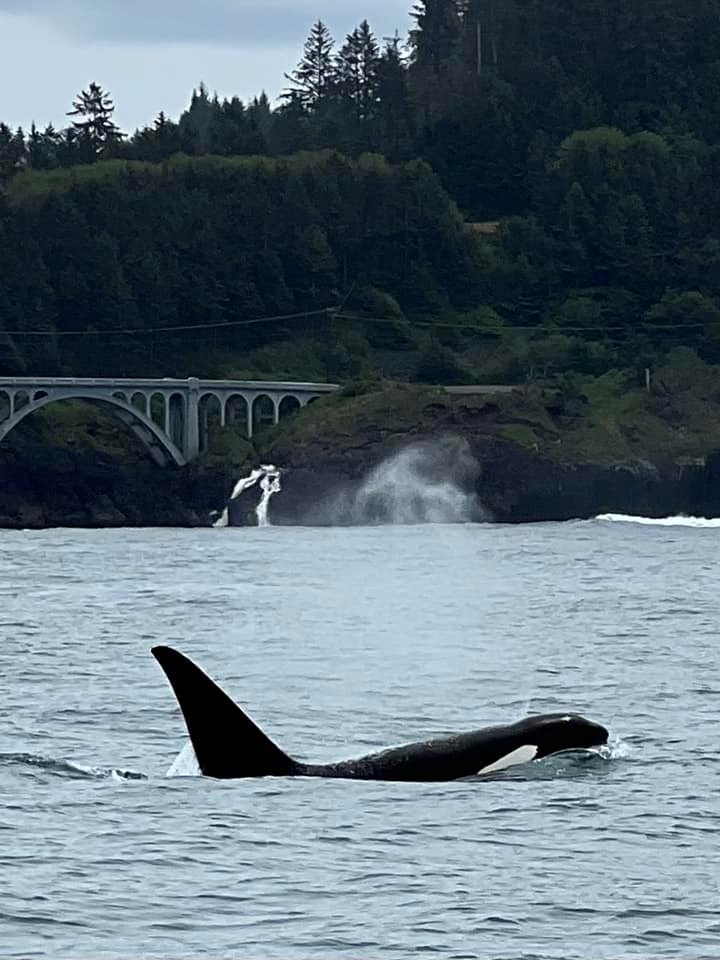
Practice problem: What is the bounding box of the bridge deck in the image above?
[0,377,339,392]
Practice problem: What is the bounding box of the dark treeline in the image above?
[0,153,485,379]
[1,0,720,382]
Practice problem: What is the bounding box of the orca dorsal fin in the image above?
[152,646,296,779]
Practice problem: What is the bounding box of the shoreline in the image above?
[4,378,720,530]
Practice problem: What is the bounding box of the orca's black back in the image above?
[305,727,525,782]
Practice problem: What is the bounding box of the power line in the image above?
[2,307,333,338]
[334,312,709,334]
[1,305,709,338]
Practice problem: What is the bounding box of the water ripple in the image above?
[1,524,719,959]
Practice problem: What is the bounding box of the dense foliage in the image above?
[1,0,719,381]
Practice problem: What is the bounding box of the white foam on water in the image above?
[212,508,229,528]
[597,513,720,528]
[598,735,632,761]
[166,740,201,778]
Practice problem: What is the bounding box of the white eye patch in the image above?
[477,744,538,775]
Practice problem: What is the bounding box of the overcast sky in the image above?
[0,0,412,133]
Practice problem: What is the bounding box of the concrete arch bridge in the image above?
[0,378,339,466]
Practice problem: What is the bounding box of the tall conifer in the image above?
[283,21,336,110]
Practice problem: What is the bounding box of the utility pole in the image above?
[490,0,498,67]
[476,18,483,76]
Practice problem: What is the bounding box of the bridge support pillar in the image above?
[184,378,201,461]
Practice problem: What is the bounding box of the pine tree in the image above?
[66,83,122,155]
[283,21,335,110]
[178,84,216,154]
[26,124,60,170]
[335,21,381,122]
[0,124,26,180]
[459,0,501,76]
[132,112,182,162]
[410,0,463,76]
[376,37,414,159]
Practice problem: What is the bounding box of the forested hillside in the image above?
[1,0,719,382]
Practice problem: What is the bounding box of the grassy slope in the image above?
[255,350,720,469]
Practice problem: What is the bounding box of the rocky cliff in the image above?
[4,372,720,529]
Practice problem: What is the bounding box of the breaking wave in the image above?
[597,514,720,528]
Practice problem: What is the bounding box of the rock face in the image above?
[3,401,720,529]
[227,434,718,527]
[0,443,229,530]
[229,436,488,526]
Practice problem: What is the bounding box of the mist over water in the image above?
[321,436,487,526]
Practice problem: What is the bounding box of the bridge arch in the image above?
[130,390,149,414]
[225,394,249,425]
[279,395,301,419]
[168,393,185,450]
[252,394,276,433]
[199,393,223,453]
[150,392,167,430]
[0,391,186,466]
[13,391,30,414]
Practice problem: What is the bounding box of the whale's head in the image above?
[522,713,609,758]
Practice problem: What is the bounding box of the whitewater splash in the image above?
[597,514,720,528]
[213,464,281,528]
[166,741,201,778]
[328,437,487,525]
[492,735,629,781]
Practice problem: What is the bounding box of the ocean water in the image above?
[1,520,719,959]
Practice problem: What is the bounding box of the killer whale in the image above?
[152,646,609,782]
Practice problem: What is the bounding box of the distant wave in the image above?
[0,752,146,781]
[596,513,720,528]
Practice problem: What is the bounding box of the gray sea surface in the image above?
[1,520,719,959]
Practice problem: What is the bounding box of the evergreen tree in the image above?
[410,0,462,76]
[178,84,215,154]
[0,124,26,180]
[335,21,381,122]
[26,124,61,170]
[67,83,122,155]
[459,0,501,76]
[283,21,336,110]
[131,112,182,162]
[376,37,414,159]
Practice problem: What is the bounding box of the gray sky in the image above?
[0,0,412,132]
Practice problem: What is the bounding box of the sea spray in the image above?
[321,437,488,525]
[166,741,201,778]
[213,465,281,528]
